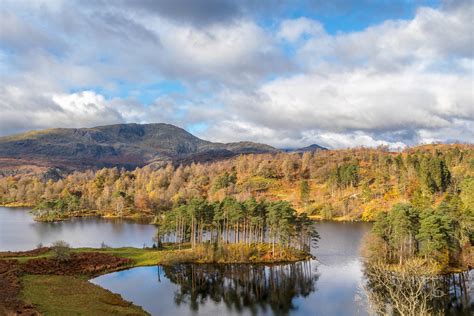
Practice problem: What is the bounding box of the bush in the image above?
[321,205,333,220]
[51,240,71,262]
[239,176,273,192]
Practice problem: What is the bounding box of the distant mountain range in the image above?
[284,144,328,153]
[0,123,275,171]
[0,123,327,173]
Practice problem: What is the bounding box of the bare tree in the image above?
[363,259,445,316]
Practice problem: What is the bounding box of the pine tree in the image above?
[388,203,419,264]
[416,207,453,265]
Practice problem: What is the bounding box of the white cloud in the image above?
[50,91,123,126]
[312,132,407,150]
[193,67,472,148]
[191,3,473,148]
[147,18,290,85]
[294,2,473,72]
[0,88,124,135]
[0,1,472,149]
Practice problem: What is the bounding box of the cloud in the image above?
[294,1,473,72]
[50,91,124,126]
[105,0,240,27]
[0,88,124,135]
[145,19,291,86]
[190,65,471,147]
[0,0,472,149]
[193,3,473,148]
[1,0,288,87]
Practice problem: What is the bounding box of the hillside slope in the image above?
[0,123,277,171]
[1,144,472,222]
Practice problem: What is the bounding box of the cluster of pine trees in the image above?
[368,189,473,269]
[158,197,318,253]
[0,144,472,222]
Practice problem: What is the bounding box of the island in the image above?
[0,198,317,315]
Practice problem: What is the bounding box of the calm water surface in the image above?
[91,222,374,316]
[0,207,156,250]
[2,207,471,315]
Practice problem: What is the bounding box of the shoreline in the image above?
[0,204,155,222]
[363,259,473,276]
[1,204,372,223]
[0,245,312,315]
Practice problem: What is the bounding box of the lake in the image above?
[1,206,471,315]
[0,207,156,251]
[91,221,374,316]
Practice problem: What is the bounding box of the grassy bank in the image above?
[5,244,312,266]
[0,202,35,208]
[308,214,367,222]
[0,244,311,315]
[21,275,147,315]
[33,210,155,223]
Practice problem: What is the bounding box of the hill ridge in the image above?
[0,123,278,171]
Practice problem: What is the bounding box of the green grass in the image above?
[4,243,310,268]
[75,244,310,266]
[74,247,169,266]
[21,275,148,315]
[2,245,184,266]
[6,251,53,263]
[3,243,310,268]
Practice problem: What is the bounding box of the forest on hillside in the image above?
[0,144,473,223]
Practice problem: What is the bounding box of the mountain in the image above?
[283,144,328,153]
[0,123,278,172]
[293,144,328,152]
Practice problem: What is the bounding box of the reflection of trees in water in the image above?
[162,261,318,316]
[363,262,472,315]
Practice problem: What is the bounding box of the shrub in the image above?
[51,240,71,262]
[321,205,333,220]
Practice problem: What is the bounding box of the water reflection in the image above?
[162,261,318,316]
[10,209,468,315]
[90,221,373,316]
[0,207,156,250]
[363,263,473,315]
[91,262,319,316]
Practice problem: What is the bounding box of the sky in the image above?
[0,0,473,149]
